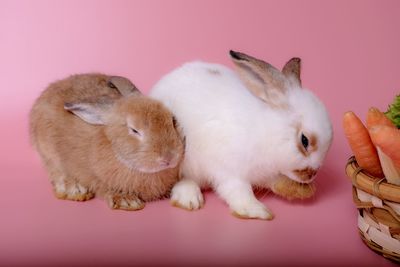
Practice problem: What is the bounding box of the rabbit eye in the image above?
[107,81,117,89]
[301,133,309,150]
[129,127,140,136]
[172,116,178,128]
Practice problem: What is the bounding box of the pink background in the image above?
[1,0,399,266]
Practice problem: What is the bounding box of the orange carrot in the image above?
[366,107,396,129]
[343,111,384,177]
[369,126,400,168]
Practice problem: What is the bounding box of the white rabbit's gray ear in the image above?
[64,97,114,125]
[282,57,301,87]
[107,76,141,97]
[229,50,287,105]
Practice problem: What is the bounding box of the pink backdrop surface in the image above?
[1,0,399,266]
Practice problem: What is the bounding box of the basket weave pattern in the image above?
[345,156,400,262]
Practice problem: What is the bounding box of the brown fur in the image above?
[231,210,274,221]
[297,132,319,157]
[171,199,204,211]
[30,73,184,210]
[293,168,318,182]
[229,51,319,202]
[230,51,303,110]
[108,193,145,211]
[282,57,301,86]
[55,190,95,202]
[271,175,316,200]
[230,51,286,92]
[295,123,319,157]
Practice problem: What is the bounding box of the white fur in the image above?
[150,61,332,219]
[54,181,66,195]
[54,180,89,198]
[170,179,204,210]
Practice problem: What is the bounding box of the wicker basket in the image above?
[345,156,400,262]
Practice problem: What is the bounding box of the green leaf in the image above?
[385,94,400,128]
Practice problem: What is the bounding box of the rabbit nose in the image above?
[159,152,179,168]
[159,159,170,167]
[159,153,173,167]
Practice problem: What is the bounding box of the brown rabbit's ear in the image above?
[282,57,301,87]
[64,97,114,125]
[107,76,141,97]
[229,50,287,105]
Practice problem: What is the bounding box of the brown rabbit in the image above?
[30,73,184,210]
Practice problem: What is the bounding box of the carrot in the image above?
[366,107,396,129]
[369,126,400,168]
[343,111,384,177]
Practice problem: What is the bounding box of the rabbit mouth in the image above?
[124,163,176,173]
[133,160,179,173]
[116,155,179,173]
[136,165,175,173]
[282,168,318,184]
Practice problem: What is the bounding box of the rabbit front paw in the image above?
[53,180,94,201]
[170,179,204,210]
[107,194,145,211]
[231,200,274,220]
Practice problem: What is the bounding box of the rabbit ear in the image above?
[229,50,287,104]
[64,96,114,125]
[107,76,141,97]
[282,57,301,87]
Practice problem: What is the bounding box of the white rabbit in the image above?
[150,51,333,220]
